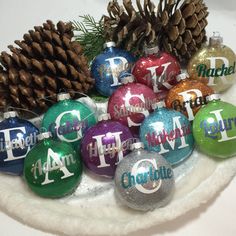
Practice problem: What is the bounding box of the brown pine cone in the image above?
[160,0,208,62]
[0,20,94,112]
[104,0,208,62]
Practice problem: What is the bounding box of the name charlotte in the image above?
[121,166,173,189]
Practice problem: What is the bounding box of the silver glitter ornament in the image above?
[114,143,175,211]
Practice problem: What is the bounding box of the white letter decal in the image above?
[131,159,161,194]
[41,148,74,185]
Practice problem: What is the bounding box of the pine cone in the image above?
[160,0,208,62]
[0,20,94,112]
[104,0,208,62]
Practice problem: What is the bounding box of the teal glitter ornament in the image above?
[193,94,236,158]
[140,101,194,165]
[42,93,96,149]
[23,132,83,198]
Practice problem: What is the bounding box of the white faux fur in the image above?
[0,85,236,236]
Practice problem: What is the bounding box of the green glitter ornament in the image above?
[42,93,96,149]
[23,132,83,198]
[193,94,236,158]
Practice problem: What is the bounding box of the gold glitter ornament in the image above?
[187,32,236,93]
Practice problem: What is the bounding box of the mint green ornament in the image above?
[193,94,236,158]
[23,132,82,198]
[42,93,96,149]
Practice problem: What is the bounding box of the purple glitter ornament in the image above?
[81,114,134,178]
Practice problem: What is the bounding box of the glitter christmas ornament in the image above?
[42,93,96,149]
[187,32,236,93]
[115,142,175,211]
[91,42,136,97]
[0,111,39,175]
[24,132,82,198]
[165,73,214,121]
[140,102,194,165]
[107,73,159,136]
[193,94,236,158]
[132,46,181,94]
[81,113,134,178]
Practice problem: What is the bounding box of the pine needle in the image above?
[72,15,106,62]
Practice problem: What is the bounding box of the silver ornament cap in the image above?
[3,111,18,119]
[130,142,144,150]
[152,101,166,110]
[57,92,71,101]
[145,46,159,55]
[103,41,116,49]
[209,32,223,47]
[206,94,221,102]
[98,113,111,122]
[115,149,175,211]
[176,72,189,82]
[121,74,135,84]
[37,132,52,141]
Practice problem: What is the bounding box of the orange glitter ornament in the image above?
[165,73,214,121]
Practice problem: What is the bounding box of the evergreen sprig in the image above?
[72,15,105,62]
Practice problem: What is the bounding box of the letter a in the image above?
[41,148,74,185]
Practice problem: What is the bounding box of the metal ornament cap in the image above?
[98,113,111,122]
[3,111,18,119]
[130,142,144,150]
[176,72,189,82]
[121,74,135,84]
[57,93,71,101]
[209,32,223,47]
[145,46,159,55]
[206,94,221,102]
[37,132,52,141]
[103,41,116,49]
[152,101,166,110]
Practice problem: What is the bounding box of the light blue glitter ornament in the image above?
[91,42,136,97]
[140,101,194,166]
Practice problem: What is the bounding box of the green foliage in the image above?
[72,15,105,62]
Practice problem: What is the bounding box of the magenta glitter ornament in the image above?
[80,114,134,178]
[107,75,159,136]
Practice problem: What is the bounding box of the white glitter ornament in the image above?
[114,142,175,211]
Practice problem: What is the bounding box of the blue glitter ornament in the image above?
[91,42,136,97]
[0,111,39,175]
[139,102,194,165]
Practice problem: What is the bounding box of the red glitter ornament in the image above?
[132,46,181,95]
